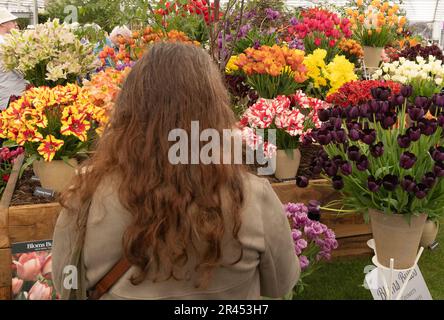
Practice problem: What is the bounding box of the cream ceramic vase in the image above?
[363,46,384,69]
[33,159,78,193]
[274,149,301,180]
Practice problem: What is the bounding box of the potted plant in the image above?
[347,0,406,69]
[0,84,106,192]
[239,92,328,180]
[297,85,444,269]
[0,19,98,87]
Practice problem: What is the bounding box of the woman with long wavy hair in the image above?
[52,42,300,299]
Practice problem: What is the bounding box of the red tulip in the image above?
[28,281,53,300]
[314,38,321,46]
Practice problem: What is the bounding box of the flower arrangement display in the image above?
[12,251,57,300]
[338,38,364,64]
[303,49,358,99]
[0,19,98,87]
[347,0,406,47]
[326,80,401,107]
[82,67,131,119]
[298,85,444,220]
[291,7,353,61]
[285,202,338,295]
[372,56,444,98]
[0,84,106,162]
[234,45,307,99]
[239,93,328,151]
[0,147,24,195]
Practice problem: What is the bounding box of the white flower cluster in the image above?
[0,19,99,83]
[372,56,444,87]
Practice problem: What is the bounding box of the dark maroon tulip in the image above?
[361,129,376,145]
[340,161,352,175]
[368,176,382,192]
[348,128,361,141]
[401,175,416,193]
[408,107,425,121]
[302,135,313,146]
[397,134,411,148]
[371,87,391,101]
[400,152,417,169]
[370,142,384,158]
[401,85,413,98]
[438,113,444,128]
[414,96,431,110]
[419,119,437,136]
[332,155,343,166]
[317,130,332,145]
[307,200,321,221]
[347,106,359,119]
[347,145,360,161]
[318,109,331,122]
[356,155,370,171]
[330,117,342,130]
[346,121,361,131]
[331,106,344,118]
[332,175,344,190]
[317,150,330,161]
[407,126,421,141]
[324,161,338,177]
[380,101,390,114]
[296,176,309,188]
[381,112,396,129]
[433,93,444,107]
[432,146,444,162]
[392,94,405,107]
[360,104,369,117]
[422,172,436,188]
[414,183,429,199]
[368,100,380,113]
[433,161,444,177]
[333,129,347,143]
[382,174,399,191]
[312,165,322,174]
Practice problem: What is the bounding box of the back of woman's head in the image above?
[61,42,245,287]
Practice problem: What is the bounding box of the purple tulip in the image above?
[433,93,444,108]
[371,87,391,101]
[332,175,344,190]
[369,100,380,113]
[370,142,384,158]
[356,155,370,171]
[361,129,376,145]
[317,150,330,161]
[381,112,396,129]
[408,107,424,121]
[332,129,347,143]
[392,94,405,107]
[433,161,444,177]
[348,129,361,141]
[347,121,361,131]
[265,8,280,20]
[340,161,352,176]
[347,106,360,119]
[324,161,338,177]
[307,200,321,221]
[347,146,360,161]
[414,183,429,199]
[438,113,444,128]
[382,174,399,191]
[360,104,370,117]
[317,130,332,145]
[329,117,342,129]
[431,146,444,162]
[380,101,390,114]
[318,109,331,122]
[296,176,309,188]
[414,96,431,110]
[422,172,436,188]
[368,176,382,192]
[407,126,421,141]
[397,134,411,148]
[302,135,313,146]
[400,152,417,169]
[401,175,416,193]
[401,85,413,98]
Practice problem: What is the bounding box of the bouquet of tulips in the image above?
[298,85,444,220]
[347,0,406,47]
[0,84,106,162]
[285,202,338,296]
[234,45,307,99]
[0,20,98,87]
[372,56,444,98]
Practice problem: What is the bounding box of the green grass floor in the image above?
[295,219,444,300]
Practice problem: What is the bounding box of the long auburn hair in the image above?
[61,42,245,287]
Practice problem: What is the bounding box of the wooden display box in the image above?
[0,155,61,299]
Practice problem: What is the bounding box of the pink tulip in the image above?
[11,277,23,296]
[28,281,53,300]
[14,253,42,281]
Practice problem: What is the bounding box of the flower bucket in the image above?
[369,209,427,269]
[420,220,439,248]
[33,159,78,193]
[363,46,384,69]
[274,149,301,180]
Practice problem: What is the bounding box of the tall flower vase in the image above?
[363,46,384,69]
[369,209,427,269]
[420,220,439,248]
[33,159,78,193]
[274,149,301,180]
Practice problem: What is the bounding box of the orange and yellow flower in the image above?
[37,135,64,162]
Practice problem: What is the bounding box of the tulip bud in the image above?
[382,174,399,191]
[370,142,384,158]
[397,134,411,148]
[368,176,382,192]
[332,175,344,190]
[347,145,360,161]
[400,152,417,169]
[401,175,416,193]
[296,176,309,188]
[401,85,413,98]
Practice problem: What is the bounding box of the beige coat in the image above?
[52,173,300,299]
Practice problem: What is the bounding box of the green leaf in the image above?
[20,154,38,179]
[2,140,18,148]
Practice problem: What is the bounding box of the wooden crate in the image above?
[271,180,373,258]
[0,155,61,300]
